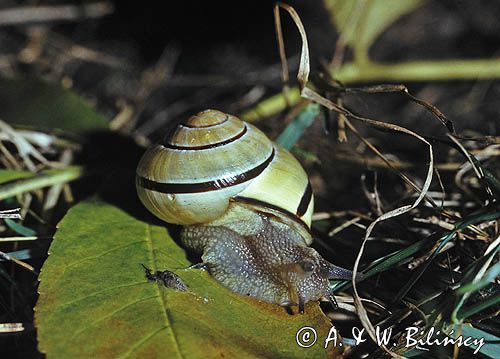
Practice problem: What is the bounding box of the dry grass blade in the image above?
[0,323,24,333]
[0,237,41,242]
[454,133,500,145]
[343,119,441,211]
[447,134,494,199]
[0,120,49,171]
[0,166,84,201]
[0,250,36,273]
[0,208,21,219]
[43,149,73,221]
[273,4,289,95]
[274,3,310,89]
[328,217,362,236]
[0,2,114,26]
[334,152,462,171]
[348,118,433,358]
[344,84,454,133]
[299,87,454,220]
[278,5,436,357]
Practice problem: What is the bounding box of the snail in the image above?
[136,109,355,313]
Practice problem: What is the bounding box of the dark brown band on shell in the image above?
[296,182,312,217]
[233,196,311,233]
[137,148,275,194]
[164,125,247,150]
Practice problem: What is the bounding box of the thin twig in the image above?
[0,2,114,26]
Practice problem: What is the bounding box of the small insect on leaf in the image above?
[141,264,188,291]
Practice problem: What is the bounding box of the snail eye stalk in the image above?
[301,261,315,273]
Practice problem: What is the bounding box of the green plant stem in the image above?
[241,88,300,122]
[336,59,500,83]
[241,58,500,121]
[0,166,84,201]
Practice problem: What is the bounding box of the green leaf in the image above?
[276,104,319,150]
[36,199,340,358]
[324,0,425,63]
[0,169,33,184]
[0,78,108,133]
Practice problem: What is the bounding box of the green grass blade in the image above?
[458,292,500,320]
[458,325,500,357]
[276,103,319,150]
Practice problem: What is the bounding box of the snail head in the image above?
[276,245,356,314]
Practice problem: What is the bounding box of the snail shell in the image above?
[136,109,354,312]
[136,109,314,243]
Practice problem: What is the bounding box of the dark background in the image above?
[1,0,500,357]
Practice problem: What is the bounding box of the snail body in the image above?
[136,109,353,312]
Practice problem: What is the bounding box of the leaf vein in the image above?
[145,223,184,359]
[72,294,158,338]
[49,240,145,288]
[65,240,145,270]
[53,281,148,310]
[119,325,168,358]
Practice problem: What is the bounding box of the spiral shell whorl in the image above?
[136,109,313,234]
[164,110,244,148]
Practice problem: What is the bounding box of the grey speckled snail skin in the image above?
[136,109,355,313]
